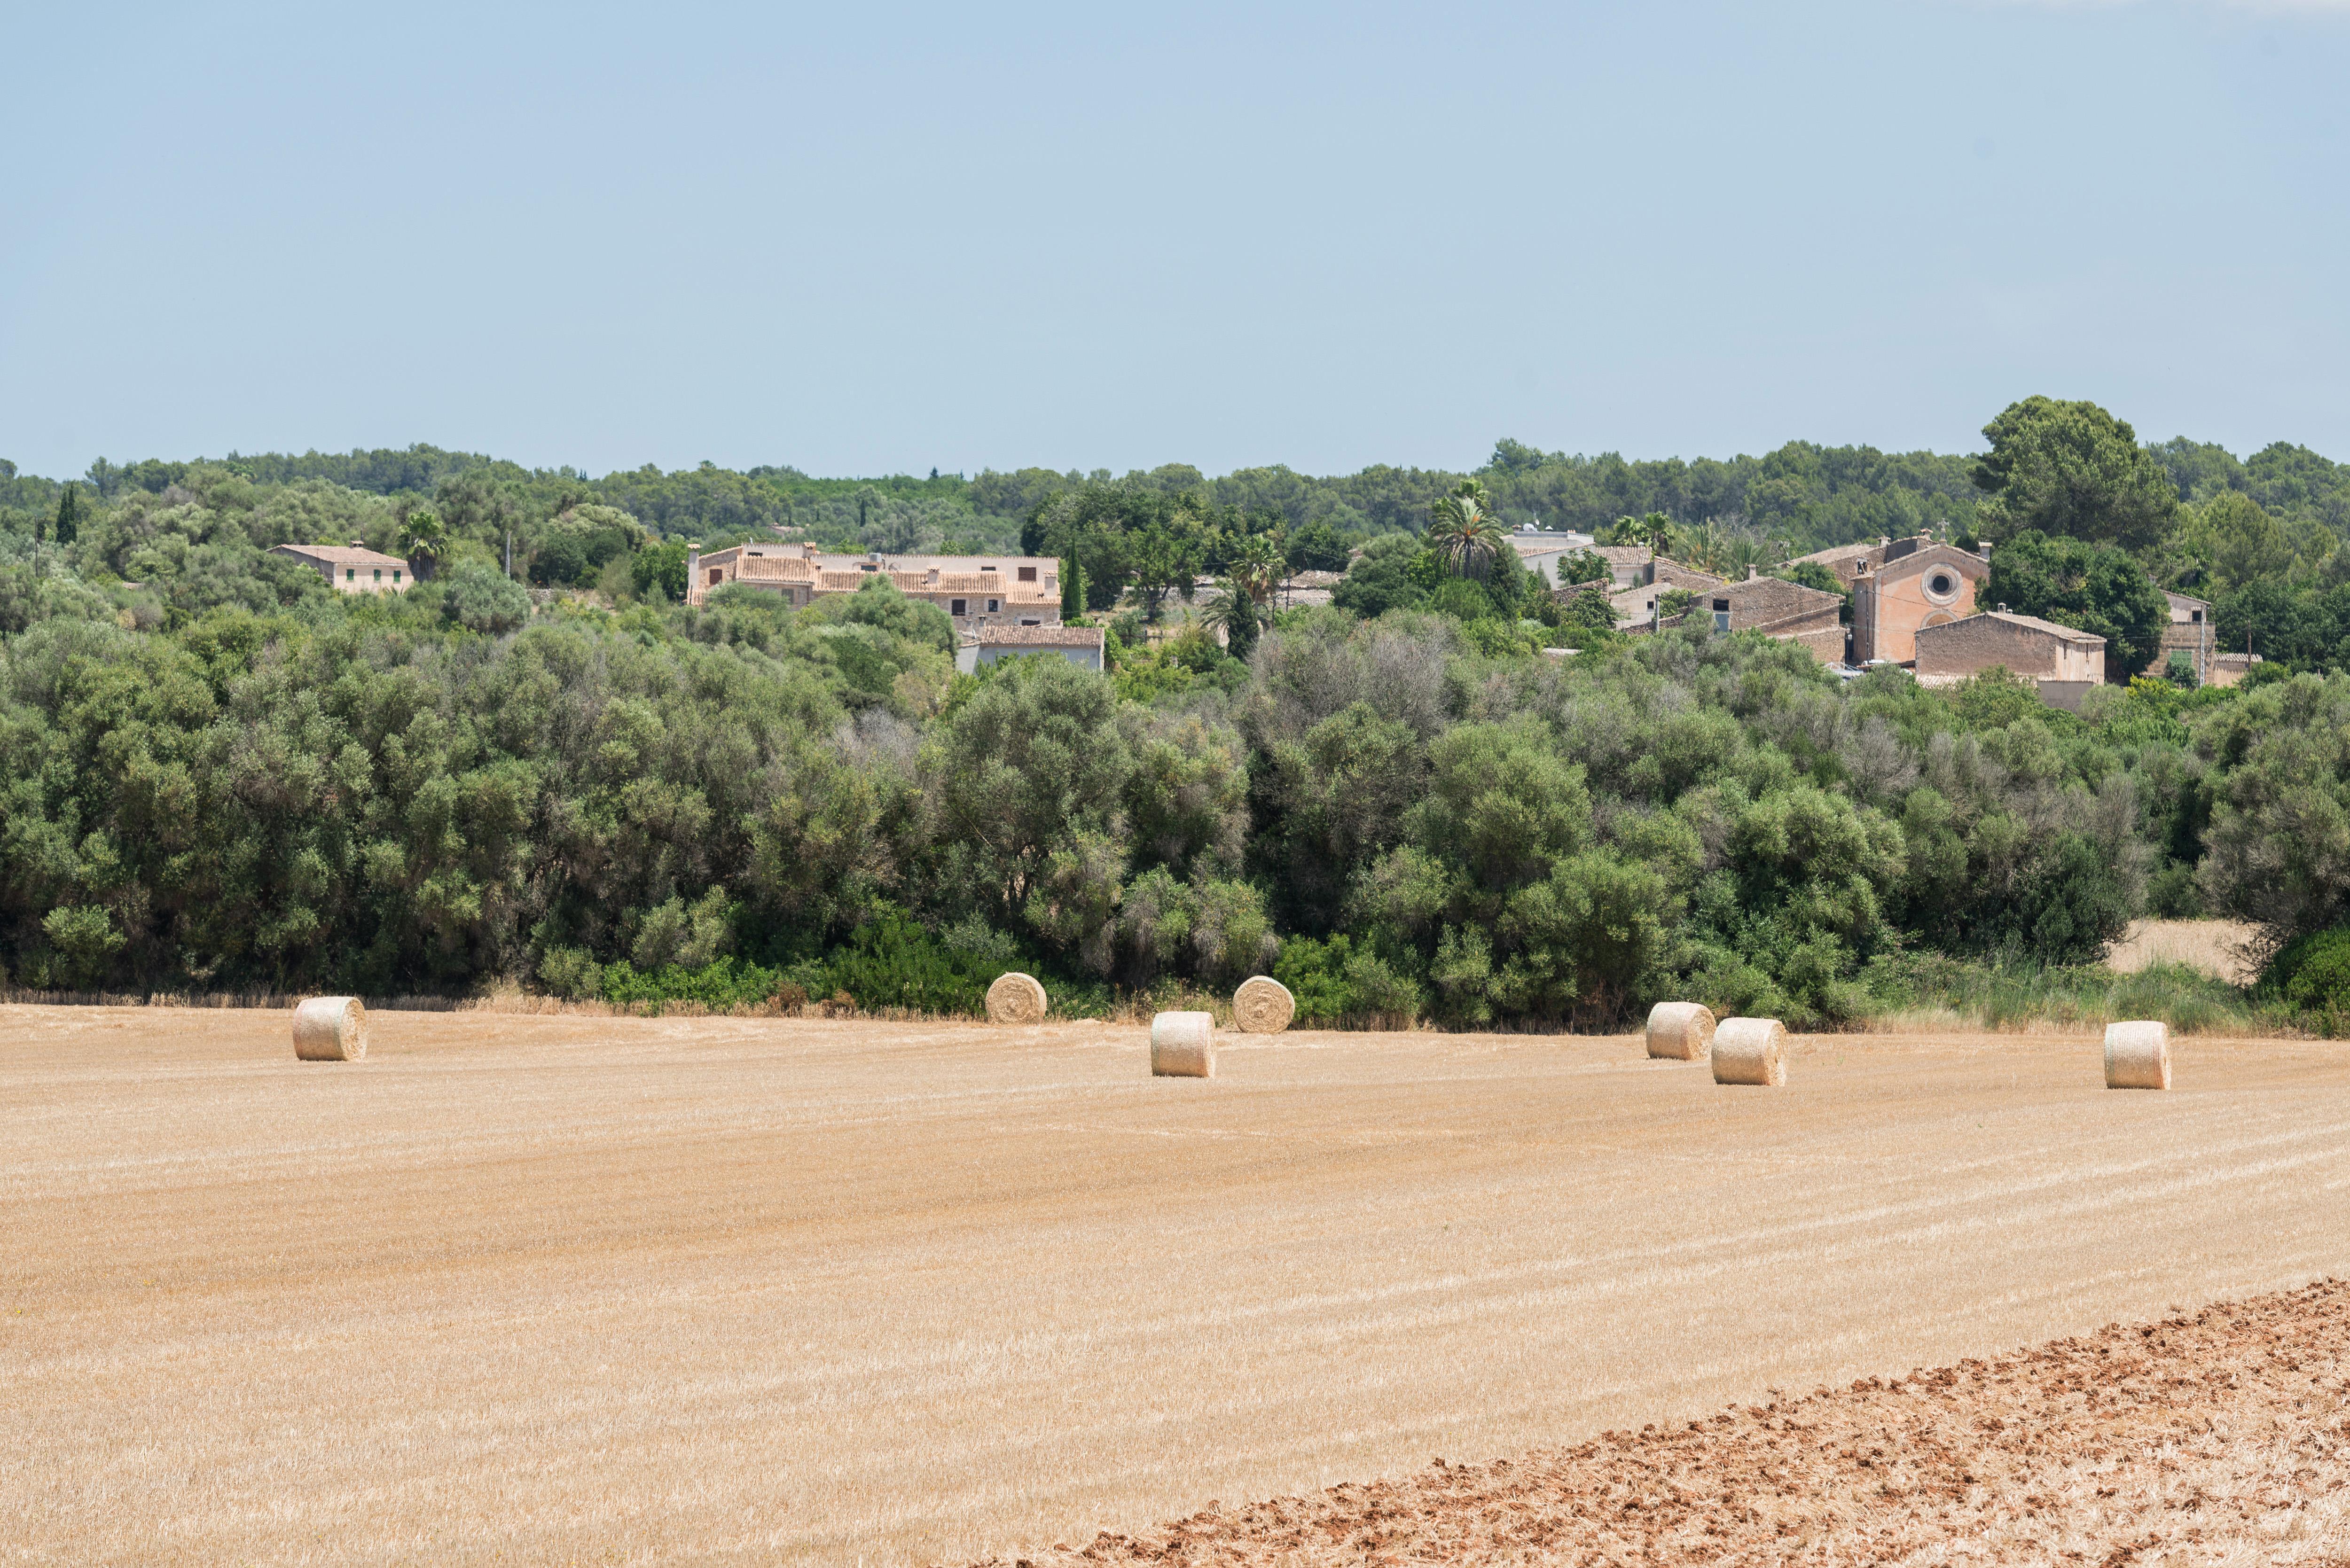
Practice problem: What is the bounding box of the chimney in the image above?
[1745,564,1759,581]
[1977,541,1992,562]
[351,539,364,548]
[687,546,701,601]
[1997,602,2010,614]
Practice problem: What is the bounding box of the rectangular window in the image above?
[950,599,967,616]
[708,568,723,585]
[987,598,1000,613]
[1018,566,1037,582]
[392,570,401,583]
[1019,618,1041,626]
[345,568,355,581]
[373,568,382,581]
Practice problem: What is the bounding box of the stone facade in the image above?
[1913,611,2106,709]
[270,543,415,593]
[688,543,1060,634]
[1592,545,1657,588]
[1606,559,1729,627]
[1848,540,1990,665]
[2161,591,2216,683]
[1700,574,1846,662]
[2209,651,2263,689]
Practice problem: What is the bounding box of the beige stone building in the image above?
[1913,611,2106,710]
[2209,651,2264,688]
[686,543,1060,633]
[1605,558,1729,628]
[1622,569,1845,661]
[1591,544,1659,588]
[955,624,1106,674]
[1846,541,1990,665]
[1698,572,1848,662]
[2161,591,2216,684]
[270,542,414,593]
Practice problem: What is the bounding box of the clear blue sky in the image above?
[4,0,2346,482]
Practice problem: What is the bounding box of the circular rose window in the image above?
[1926,570,1958,602]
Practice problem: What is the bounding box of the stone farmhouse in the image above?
[1698,573,1847,661]
[1603,566,1845,661]
[270,542,414,593]
[954,624,1107,674]
[2155,591,2258,687]
[1914,610,2106,710]
[686,543,1060,633]
[1603,559,1730,628]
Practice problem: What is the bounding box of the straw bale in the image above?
[292,996,368,1062]
[2105,1020,2171,1090]
[984,971,1048,1026]
[1645,1001,1715,1061]
[1150,1011,1215,1078]
[1711,1016,1786,1086]
[1232,975,1295,1034]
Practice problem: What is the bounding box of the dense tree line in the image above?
[3,407,2349,1024]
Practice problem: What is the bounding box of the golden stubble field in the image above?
[4,1006,2349,1566]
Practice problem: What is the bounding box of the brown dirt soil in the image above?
[7,1006,2350,1564]
[980,1281,2350,1567]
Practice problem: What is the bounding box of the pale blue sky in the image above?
[3,0,2345,481]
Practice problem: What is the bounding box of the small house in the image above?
[271,542,414,593]
[955,624,1106,675]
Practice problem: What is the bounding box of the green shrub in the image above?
[822,910,1015,1016]
[439,562,530,633]
[1273,934,1422,1026]
[2267,927,2350,1030]
[601,955,783,1011]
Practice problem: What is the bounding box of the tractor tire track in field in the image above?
[980,1279,2350,1567]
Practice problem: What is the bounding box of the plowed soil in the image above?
[5,1005,2350,1564]
[981,1280,2350,1567]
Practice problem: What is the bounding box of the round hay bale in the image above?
[292,996,368,1062]
[1712,1017,1786,1087]
[984,971,1048,1026]
[1645,1001,1716,1061]
[1150,1010,1215,1078]
[1232,975,1295,1035]
[2105,1020,2171,1090]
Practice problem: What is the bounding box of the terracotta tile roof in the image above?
[272,544,409,569]
[967,624,1104,648]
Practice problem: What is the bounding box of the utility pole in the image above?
[505,529,513,579]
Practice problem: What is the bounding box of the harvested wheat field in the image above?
[5,1007,2350,1566]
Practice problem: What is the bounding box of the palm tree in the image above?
[1428,479,1505,581]
[1200,579,1263,656]
[1229,532,1286,606]
[1628,511,1676,555]
[400,509,451,582]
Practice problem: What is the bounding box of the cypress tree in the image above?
[1061,555,1085,620]
[54,483,80,546]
